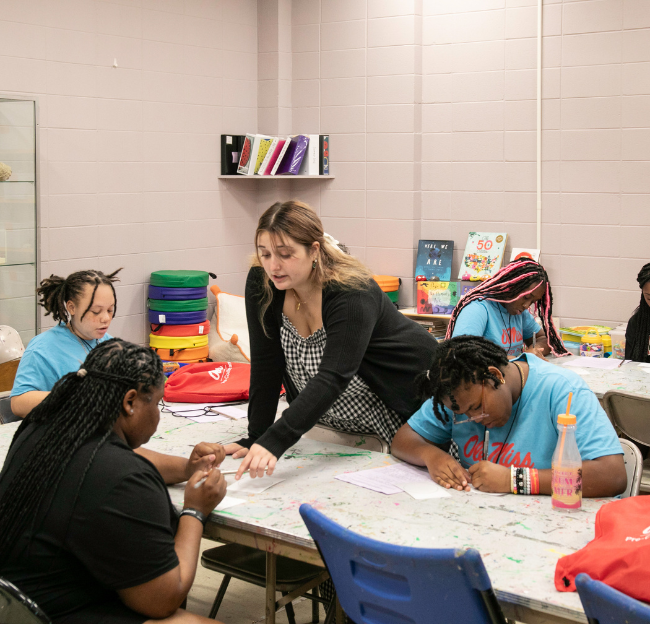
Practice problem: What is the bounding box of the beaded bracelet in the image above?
[531,468,540,495]
[511,466,539,495]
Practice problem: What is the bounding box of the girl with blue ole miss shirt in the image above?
[448,259,569,359]
[391,335,626,496]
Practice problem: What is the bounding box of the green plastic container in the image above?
[148,297,208,312]
[150,270,210,288]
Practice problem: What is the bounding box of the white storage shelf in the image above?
[218,175,334,179]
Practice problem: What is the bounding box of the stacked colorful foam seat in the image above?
[148,270,211,363]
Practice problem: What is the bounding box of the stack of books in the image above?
[220,134,329,176]
[414,234,509,315]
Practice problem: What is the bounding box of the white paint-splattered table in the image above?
[0,413,606,624]
[548,355,650,400]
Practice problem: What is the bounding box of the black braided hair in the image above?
[416,335,510,423]
[0,338,163,562]
[37,269,122,324]
[446,259,568,357]
[627,262,650,362]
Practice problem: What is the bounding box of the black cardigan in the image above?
[238,267,438,458]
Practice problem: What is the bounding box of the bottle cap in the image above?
[558,413,576,425]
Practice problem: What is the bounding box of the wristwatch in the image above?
[180,507,207,525]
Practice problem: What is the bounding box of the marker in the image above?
[193,468,267,488]
[482,430,490,461]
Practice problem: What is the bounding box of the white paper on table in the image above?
[335,463,432,495]
[468,484,507,496]
[563,358,623,370]
[188,414,229,423]
[400,480,451,500]
[215,495,246,511]
[226,476,285,494]
[212,405,248,420]
[638,363,650,368]
[569,368,591,376]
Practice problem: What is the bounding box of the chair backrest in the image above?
[0,577,51,623]
[619,438,643,498]
[299,504,506,624]
[0,394,19,425]
[303,424,389,453]
[576,573,650,624]
[602,391,650,447]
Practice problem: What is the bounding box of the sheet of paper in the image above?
[569,368,591,376]
[213,405,248,420]
[335,463,432,495]
[400,480,451,500]
[188,414,229,423]
[215,495,246,511]
[227,476,285,494]
[563,358,623,370]
[468,484,507,496]
[638,363,650,368]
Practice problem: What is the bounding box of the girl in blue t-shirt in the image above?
[11,269,121,417]
[448,259,568,359]
[392,335,626,496]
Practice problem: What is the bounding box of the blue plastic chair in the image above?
[299,504,507,624]
[576,573,650,624]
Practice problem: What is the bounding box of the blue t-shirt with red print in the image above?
[407,354,622,470]
[452,298,540,358]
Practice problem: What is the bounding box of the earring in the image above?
[500,378,505,384]
[130,409,134,414]
[312,260,317,269]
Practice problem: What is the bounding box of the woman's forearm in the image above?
[534,456,626,498]
[173,515,204,594]
[135,448,188,484]
[11,391,49,418]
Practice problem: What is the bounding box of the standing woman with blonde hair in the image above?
[227,200,438,479]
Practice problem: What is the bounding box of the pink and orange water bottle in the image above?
[551,393,582,512]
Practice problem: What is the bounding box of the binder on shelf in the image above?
[319,135,329,175]
[277,135,309,175]
[270,137,292,175]
[221,135,245,176]
[257,137,279,175]
[236,134,256,175]
[253,135,274,175]
[298,134,319,175]
[260,137,286,175]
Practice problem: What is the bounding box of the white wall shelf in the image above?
[218,175,334,179]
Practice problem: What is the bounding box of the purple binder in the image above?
[276,135,309,175]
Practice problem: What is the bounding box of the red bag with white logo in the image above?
[554,496,650,603]
[164,361,250,403]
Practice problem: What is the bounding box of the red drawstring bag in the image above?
[164,361,250,403]
[555,496,650,603]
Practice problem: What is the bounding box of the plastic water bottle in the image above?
[551,412,582,512]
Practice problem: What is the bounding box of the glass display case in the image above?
[0,97,38,345]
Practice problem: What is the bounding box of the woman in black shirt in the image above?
[625,262,650,363]
[0,339,226,624]
[228,201,438,480]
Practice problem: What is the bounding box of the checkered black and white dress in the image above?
[280,314,402,443]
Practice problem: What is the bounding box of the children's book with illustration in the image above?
[415,240,454,282]
[458,232,508,281]
[417,281,459,315]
